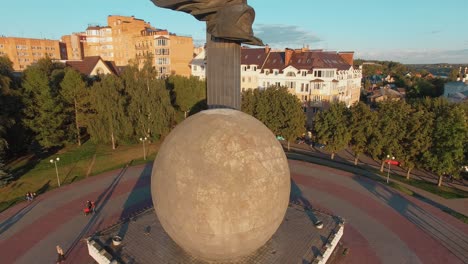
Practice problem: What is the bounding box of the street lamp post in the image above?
[386,155,395,184]
[50,157,61,187]
[140,137,148,160]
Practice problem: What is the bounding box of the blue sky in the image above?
[1,0,467,63]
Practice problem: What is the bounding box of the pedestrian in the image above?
[56,245,65,263]
[25,192,31,202]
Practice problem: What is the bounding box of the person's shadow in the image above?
[290,179,319,224]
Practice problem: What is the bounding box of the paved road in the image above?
[287,142,468,192]
[0,160,467,263]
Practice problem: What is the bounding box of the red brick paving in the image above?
[0,170,149,264]
[1,160,466,264]
[292,172,463,264]
[339,224,381,264]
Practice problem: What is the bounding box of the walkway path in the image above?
[0,159,467,263]
[287,142,468,192]
[286,147,468,216]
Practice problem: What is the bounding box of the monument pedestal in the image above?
[206,34,241,110]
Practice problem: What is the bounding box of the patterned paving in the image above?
[0,160,466,264]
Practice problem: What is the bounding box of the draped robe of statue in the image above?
[151,0,263,45]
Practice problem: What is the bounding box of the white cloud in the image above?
[254,24,321,49]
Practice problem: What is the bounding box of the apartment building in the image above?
[191,46,362,111]
[0,36,62,71]
[61,33,85,60]
[80,15,193,76]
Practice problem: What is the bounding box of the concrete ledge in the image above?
[87,238,119,264]
[312,224,344,264]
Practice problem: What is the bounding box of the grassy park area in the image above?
[0,141,160,212]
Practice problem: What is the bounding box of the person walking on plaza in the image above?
[56,245,65,263]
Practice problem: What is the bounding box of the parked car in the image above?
[276,136,285,141]
[313,142,326,149]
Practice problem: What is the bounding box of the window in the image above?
[252,66,257,71]
[286,72,296,77]
[242,77,245,83]
[157,39,168,46]
[193,65,198,71]
[156,48,169,55]
[275,82,280,87]
[313,83,322,89]
[312,95,322,102]
[159,66,167,74]
[157,57,170,65]
[286,82,296,88]
[301,71,307,76]
[314,70,322,77]
[274,70,278,76]
[265,70,270,75]
[300,83,304,92]
[305,84,309,92]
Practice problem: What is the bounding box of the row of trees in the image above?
[313,99,467,186]
[0,57,206,174]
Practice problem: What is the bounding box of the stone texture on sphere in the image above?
[151,109,290,261]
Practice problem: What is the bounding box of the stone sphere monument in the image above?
[151,109,290,261]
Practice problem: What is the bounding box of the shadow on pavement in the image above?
[352,175,468,262]
[290,179,319,224]
[64,161,132,257]
[0,201,38,235]
[116,162,153,240]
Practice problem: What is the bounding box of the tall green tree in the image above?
[168,75,206,118]
[422,102,467,186]
[400,105,433,179]
[22,58,67,149]
[313,102,351,160]
[241,88,258,116]
[88,75,132,149]
[368,100,411,171]
[0,56,26,157]
[122,60,175,140]
[349,102,376,165]
[60,68,88,146]
[241,87,306,150]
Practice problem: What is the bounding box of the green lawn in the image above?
[0,140,160,212]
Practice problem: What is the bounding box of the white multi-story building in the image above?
[191,46,362,112]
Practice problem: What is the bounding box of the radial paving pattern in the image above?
[0,160,467,264]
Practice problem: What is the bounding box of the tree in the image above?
[168,75,206,118]
[22,58,67,149]
[60,68,88,146]
[241,88,258,116]
[241,87,306,150]
[448,68,459,81]
[122,60,175,140]
[349,102,376,165]
[87,75,133,149]
[0,56,26,156]
[406,79,436,99]
[422,102,467,186]
[367,100,411,172]
[313,102,351,160]
[399,105,433,179]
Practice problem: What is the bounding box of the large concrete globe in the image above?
[151,109,290,261]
